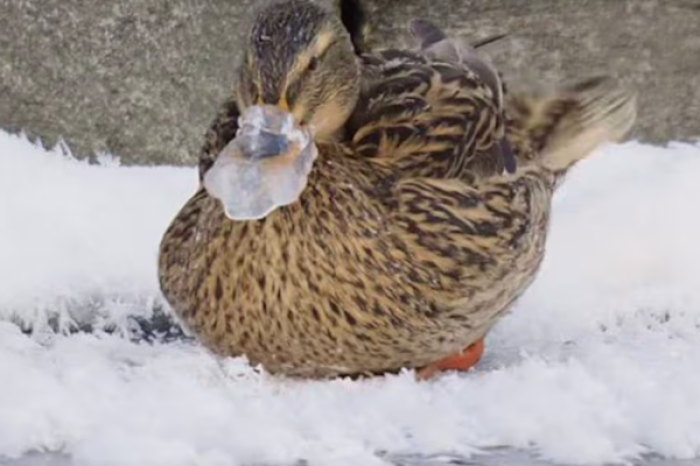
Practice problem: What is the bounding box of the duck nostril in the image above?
[239,130,291,160]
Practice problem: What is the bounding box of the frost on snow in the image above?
[1,131,700,466]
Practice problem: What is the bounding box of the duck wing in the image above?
[410,19,516,175]
[383,76,635,308]
[349,47,509,179]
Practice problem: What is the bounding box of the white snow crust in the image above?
[1,131,700,466]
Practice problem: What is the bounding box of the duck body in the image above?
[159,0,635,378]
[160,143,552,378]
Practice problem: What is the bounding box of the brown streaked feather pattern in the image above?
[197,100,241,181]
[349,49,510,178]
[160,139,555,377]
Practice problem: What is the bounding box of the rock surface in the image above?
[1,0,698,165]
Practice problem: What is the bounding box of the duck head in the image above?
[237,0,361,143]
[204,0,361,221]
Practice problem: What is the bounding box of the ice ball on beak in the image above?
[203,105,318,221]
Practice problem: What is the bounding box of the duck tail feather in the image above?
[510,76,637,172]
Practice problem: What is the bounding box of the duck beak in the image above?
[240,127,291,160]
[236,105,299,160]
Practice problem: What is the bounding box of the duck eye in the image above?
[308,56,319,71]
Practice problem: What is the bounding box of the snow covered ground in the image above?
[1,131,700,466]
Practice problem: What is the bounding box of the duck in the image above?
[158,0,636,379]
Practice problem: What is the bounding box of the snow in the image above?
[1,130,700,466]
[0,135,192,333]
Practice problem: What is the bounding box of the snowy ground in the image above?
[1,131,700,466]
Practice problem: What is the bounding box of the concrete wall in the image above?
[1,0,698,165]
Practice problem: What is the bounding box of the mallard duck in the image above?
[158,0,636,379]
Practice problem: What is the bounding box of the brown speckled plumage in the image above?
[159,0,636,378]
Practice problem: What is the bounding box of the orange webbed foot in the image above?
[416,339,485,381]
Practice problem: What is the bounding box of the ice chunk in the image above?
[203,105,318,221]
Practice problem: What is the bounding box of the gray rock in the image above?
[0,0,698,166]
